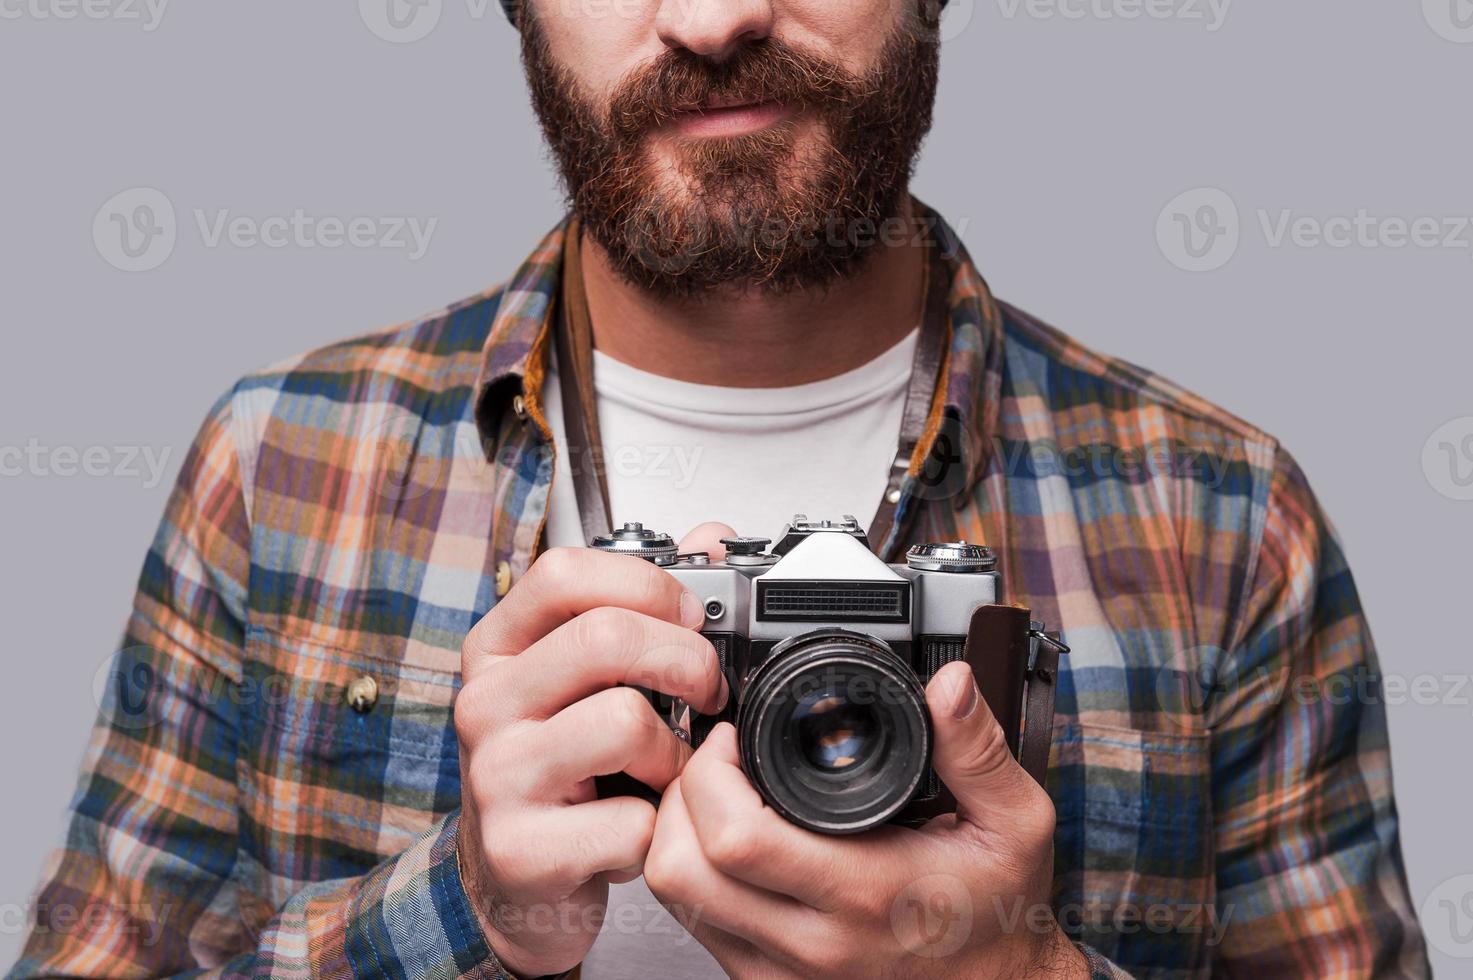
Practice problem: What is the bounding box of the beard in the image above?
[520,15,939,298]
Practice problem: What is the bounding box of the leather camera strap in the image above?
[556,221,614,545]
[554,221,950,551]
[962,605,1065,787]
[1019,631,1063,785]
[866,244,950,558]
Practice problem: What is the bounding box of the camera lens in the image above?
[792,689,881,772]
[737,629,930,835]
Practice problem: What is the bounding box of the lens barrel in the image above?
[736,629,930,834]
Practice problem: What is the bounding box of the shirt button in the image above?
[496,560,514,597]
[346,675,379,714]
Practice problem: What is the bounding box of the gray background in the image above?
[2,0,1471,971]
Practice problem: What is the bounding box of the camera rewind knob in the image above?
[905,541,997,573]
[590,522,678,566]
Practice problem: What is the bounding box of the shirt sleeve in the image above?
[7,390,506,979]
[1206,447,1429,977]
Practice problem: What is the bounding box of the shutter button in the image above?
[346,675,379,714]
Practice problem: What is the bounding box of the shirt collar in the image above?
[474,202,1005,503]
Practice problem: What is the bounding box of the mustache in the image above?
[606,39,865,138]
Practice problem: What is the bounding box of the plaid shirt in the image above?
[11,206,1428,979]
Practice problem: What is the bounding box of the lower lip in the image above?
[670,101,791,138]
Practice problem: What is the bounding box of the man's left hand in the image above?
[643,660,1088,979]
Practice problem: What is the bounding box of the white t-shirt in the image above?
[540,328,917,979]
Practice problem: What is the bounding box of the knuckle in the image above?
[628,561,670,613]
[574,606,640,659]
[461,614,496,669]
[546,829,600,887]
[643,841,691,900]
[628,802,658,851]
[610,685,657,731]
[955,716,1014,779]
[808,944,853,975]
[610,802,657,872]
[700,640,723,695]
[533,546,581,585]
[452,691,477,746]
[704,821,759,873]
[452,677,495,745]
[1018,784,1057,853]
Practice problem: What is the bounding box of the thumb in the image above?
[677,521,738,561]
[925,660,1045,827]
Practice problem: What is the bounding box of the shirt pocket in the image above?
[236,625,462,908]
[1048,723,1217,978]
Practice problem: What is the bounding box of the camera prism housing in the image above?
[589,515,1064,836]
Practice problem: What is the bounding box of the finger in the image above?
[925,661,1052,828]
[677,723,912,910]
[463,547,705,680]
[494,796,658,900]
[645,777,824,964]
[677,521,738,561]
[528,686,693,799]
[488,607,728,721]
[682,921,796,980]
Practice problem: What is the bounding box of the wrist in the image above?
[454,819,521,977]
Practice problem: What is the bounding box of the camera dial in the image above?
[904,541,996,573]
[719,535,775,566]
[590,522,678,566]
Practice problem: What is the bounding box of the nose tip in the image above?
[655,0,775,61]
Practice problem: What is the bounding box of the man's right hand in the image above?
[453,544,728,978]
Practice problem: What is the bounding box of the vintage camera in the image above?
[590,515,1065,835]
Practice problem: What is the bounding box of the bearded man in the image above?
[10,0,1429,977]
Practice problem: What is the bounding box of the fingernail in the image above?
[679,591,705,629]
[954,672,980,720]
[717,671,731,712]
